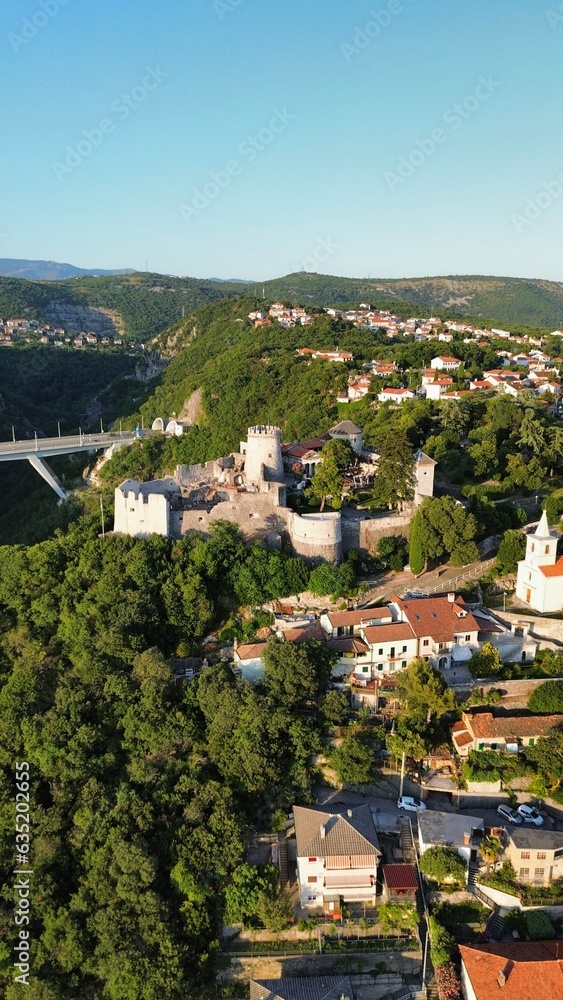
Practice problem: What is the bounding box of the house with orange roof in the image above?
[377,386,415,403]
[459,940,563,1000]
[430,355,461,371]
[451,708,563,757]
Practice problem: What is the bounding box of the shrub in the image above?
[435,962,462,1000]
[528,681,563,713]
[525,909,555,940]
[428,916,456,968]
[419,847,467,886]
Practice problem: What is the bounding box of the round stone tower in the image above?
[244,425,285,484]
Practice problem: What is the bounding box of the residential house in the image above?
[390,594,480,671]
[459,940,563,1000]
[424,379,455,400]
[293,804,381,915]
[233,640,267,682]
[451,709,563,757]
[506,828,563,886]
[418,810,484,868]
[377,387,415,403]
[516,511,563,614]
[249,975,354,1000]
[430,356,461,371]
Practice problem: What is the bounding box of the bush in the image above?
[435,963,462,1000]
[525,909,555,940]
[528,681,563,714]
[428,916,456,967]
[419,847,467,886]
[330,732,379,785]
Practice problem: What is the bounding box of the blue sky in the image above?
[2,0,563,281]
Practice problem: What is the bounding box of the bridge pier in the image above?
[27,455,67,501]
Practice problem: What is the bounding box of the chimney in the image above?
[320,824,326,839]
[447,592,455,603]
[464,832,471,845]
[347,808,353,818]
[497,970,506,988]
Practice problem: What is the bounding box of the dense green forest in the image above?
[0,519,335,999]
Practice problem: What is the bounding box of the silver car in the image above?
[497,804,522,824]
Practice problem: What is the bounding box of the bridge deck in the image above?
[0,431,142,461]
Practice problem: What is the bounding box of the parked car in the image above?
[517,804,544,826]
[397,796,426,812]
[497,804,522,825]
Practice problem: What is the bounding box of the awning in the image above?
[324,874,373,888]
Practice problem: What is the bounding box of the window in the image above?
[519,868,529,878]
[377,664,384,670]
[402,661,407,668]
[362,666,369,673]
[478,742,485,750]
[531,543,535,552]
[520,852,530,860]
[308,876,317,883]
[465,635,471,642]
[546,546,550,555]
[402,645,407,653]
[378,648,384,655]
[529,738,535,747]
[534,868,545,879]
[308,857,317,863]
[423,639,429,647]
[537,852,547,860]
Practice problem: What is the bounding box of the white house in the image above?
[418,810,484,869]
[430,356,461,371]
[515,511,563,614]
[293,804,381,916]
[377,387,415,404]
[425,379,455,400]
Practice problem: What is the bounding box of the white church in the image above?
[515,511,563,614]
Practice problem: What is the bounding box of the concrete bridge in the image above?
[0,430,143,500]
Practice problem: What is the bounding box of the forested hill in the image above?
[256,273,563,330]
[2,270,563,342]
[0,273,247,341]
[100,295,507,487]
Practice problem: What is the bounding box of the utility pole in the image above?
[399,751,406,799]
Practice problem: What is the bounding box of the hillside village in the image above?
[2,292,563,1000]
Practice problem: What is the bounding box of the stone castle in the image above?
[113,422,435,563]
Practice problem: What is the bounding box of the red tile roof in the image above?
[325,608,391,628]
[362,623,415,644]
[463,710,563,740]
[459,941,563,1000]
[392,595,480,639]
[383,864,418,890]
[540,556,563,578]
[235,642,267,661]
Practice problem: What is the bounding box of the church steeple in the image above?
[534,509,551,539]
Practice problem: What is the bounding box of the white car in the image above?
[397,796,426,812]
[517,804,544,826]
[497,804,522,825]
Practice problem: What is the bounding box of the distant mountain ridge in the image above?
[0,259,136,280]
[1,267,563,335]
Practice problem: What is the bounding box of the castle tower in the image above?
[243,425,285,484]
[515,510,563,613]
[414,450,437,505]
